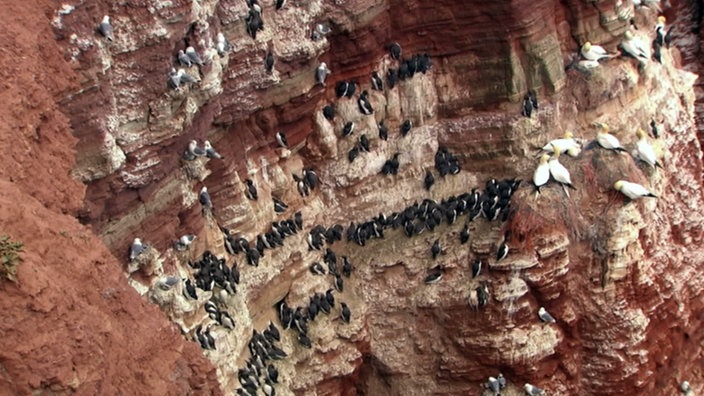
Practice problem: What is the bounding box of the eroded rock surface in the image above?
[0,0,702,395]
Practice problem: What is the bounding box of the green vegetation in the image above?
[0,235,23,282]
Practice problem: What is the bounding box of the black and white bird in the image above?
[323,105,335,121]
[183,278,197,299]
[129,238,146,261]
[265,51,275,73]
[524,383,544,395]
[521,92,534,117]
[342,121,355,137]
[216,32,231,56]
[186,46,204,66]
[204,140,223,159]
[496,240,509,261]
[178,50,192,67]
[380,153,400,175]
[316,62,331,86]
[98,15,114,41]
[348,146,359,163]
[199,186,213,210]
[424,265,444,284]
[471,259,482,278]
[310,262,326,275]
[460,224,470,244]
[358,90,374,115]
[388,42,402,60]
[358,135,370,152]
[378,121,388,141]
[400,120,412,136]
[424,170,434,191]
[431,239,441,259]
[183,140,206,160]
[371,71,384,91]
[273,197,288,213]
[340,302,351,323]
[538,307,556,323]
[275,131,288,148]
[174,234,196,251]
[169,69,197,90]
[244,179,258,200]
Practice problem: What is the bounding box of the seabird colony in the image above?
[112,0,676,393]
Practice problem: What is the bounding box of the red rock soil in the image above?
[0,1,221,394]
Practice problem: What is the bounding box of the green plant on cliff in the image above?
[0,235,23,282]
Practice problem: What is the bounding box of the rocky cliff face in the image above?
[0,0,702,395]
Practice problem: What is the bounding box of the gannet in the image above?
[614,180,658,199]
[595,123,626,152]
[635,129,661,168]
[581,42,615,61]
[621,31,650,63]
[549,146,576,195]
[541,131,580,155]
[533,154,550,193]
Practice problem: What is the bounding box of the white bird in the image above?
[486,377,500,395]
[581,42,615,61]
[577,59,601,70]
[129,238,146,261]
[595,123,626,152]
[216,33,231,56]
[614,180,658,200]
[175,234,196,251]
[186,46,204,66]
[275,131,288,148]
[316,62,331,86]
[199,186,213,210]
[549,146,576,194]
[681,381,692,393]
[533,154,550,193]
[541,131,580,155]
[98,15,114,41]
[524,383,545,395]
[621,31,650,63]
[635,129,661,168]
[538,307,556,323]
[184,140,206,160]
[177,50,192,67]
[204,140,223,159]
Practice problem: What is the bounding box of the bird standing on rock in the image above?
[400,120,412,137]
[275,131,288,148]
[424,170,435,191]
[595,123,627,152]
[538,307,556,323]
[316,62,331,86]
[581,41,615,61]
[621,30,650,64]
[244,179,258,200]
[524,383,545,395]
[129,238,146,261]
[98,15,114,41]
[186,46,205,66]
[431,239,441,259]
[614,180,658,200]
[424,265,444,284]
[533,154,550,193]
[548,146,576,195]
[635,129,662,168]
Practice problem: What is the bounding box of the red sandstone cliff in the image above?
[0,0,702,395]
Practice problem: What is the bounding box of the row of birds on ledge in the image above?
[101,0,678,394]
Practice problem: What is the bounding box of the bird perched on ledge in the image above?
[581,41,616,62]
[98,15,114,41]
[614,180,658,200]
